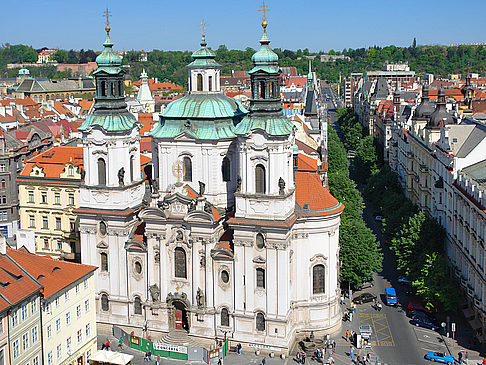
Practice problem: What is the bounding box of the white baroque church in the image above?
[79,19,344,352]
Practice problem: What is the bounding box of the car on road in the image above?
[385,287,398,306]
[353,292,377,304]
[408,301,432,314]
[355,280,373,291]
[375,215,384,222]
[408,309,428,319]
[359,324,372,339]
[412,315,439,330]
[424,351,454,364]
[398,276,412,286]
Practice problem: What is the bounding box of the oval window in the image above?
[134,261,142,274]
[255,233,265,249]
[221,270,229,283]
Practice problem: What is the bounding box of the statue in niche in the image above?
[80,168,85,182]
[149,284,160,303]
[235,175,242,192]
[118,167,125,186]
[278,177,286,195]
[200,254,206,268]
[196,288,205,308]
[151,178,159,194]
[154,250,160,263]
[188,200,196,212]
[176,231,183,242]
[198,181,205,196]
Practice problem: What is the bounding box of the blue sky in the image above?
[3,0,486,52]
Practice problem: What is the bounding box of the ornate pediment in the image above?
[96,241,108,249]
[252,256,266,264]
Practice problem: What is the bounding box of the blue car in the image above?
[424,351,454,364]
[412,316,438,330]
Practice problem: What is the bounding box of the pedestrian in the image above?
[349,311,353,322]
[218,358,222,365]
[262,357,266,365]
[332,340,336,350]
[345,329,350,342]
[377,302,382,311]
[155,355,161,365]
[350,346,354,360]
[118,338,124,349]
[329,355,334,365]
[296,351,301,364]
[465,351,469,365]
[105,339,110,351]
[302,352,306,364]
[458,351,463,364]
[144,351,150,361]
[340,295,344,305]
[367,352,370,362]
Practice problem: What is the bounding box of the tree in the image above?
[354,136,378,183]
[67,49,79,64]
[412,37,417,49]
[339,219,382,287]
[327,126,348,175]
[328,173,364,222]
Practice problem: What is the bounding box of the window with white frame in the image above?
[33,355,39,365]
[0,164,6,172]
[31,325,38,344]
[54,192,60,205]
[86,323,91,337]
[21,304,28,321]
[77,329,82,344]
[84,299,90,313]
[68,193,74,206]
[22,332,28,350]
[29,215,35,228]
[56,344,62,360]
[28,190,34,203]
[55,217,61,230]
[0,348,3,365]
[31,298,37,314]
[47,351,53,365]
[65,311,71,325]
[47,324,52,340]
[83,279,88,290]
[55,318,61,333]
[41,191,47,204]
[12,310,18,327]
[45,302,51,314]
[66,337,71,354]
[55,296,60,308]
[65,290,69,302]
[12,339,19,358]
[75,283,80,294]
[76,305,81,319]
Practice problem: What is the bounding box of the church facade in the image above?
[79,20,343,352]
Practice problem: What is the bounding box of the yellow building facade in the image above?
[17,146,82,261]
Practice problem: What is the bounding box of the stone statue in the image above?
[198,181,205,196]
[176,231,183,241]
[204,202,212,214]
[80,168,85,182]
[235,175,242,192]
[118,167,125,186]
[196,288,205,308]
[149,284,160,303]
[151,178,159,194]
[278,177,286,195]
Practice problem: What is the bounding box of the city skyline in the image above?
[2,0,485,52]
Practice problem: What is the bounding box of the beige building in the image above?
[18,146,83,261]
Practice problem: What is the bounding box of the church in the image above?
[78,12,344,352]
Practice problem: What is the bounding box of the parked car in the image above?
[353,292,377,304]
[412,316,439,330]
[398,276,412,286]
[385,287,398,306]
[375,216,384,222]
[408,301,432,314]
[408,310,429,319]
[359,325,372,339]
[424,351,454,364]
[355,281,374,291]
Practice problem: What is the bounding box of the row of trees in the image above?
[365,167,458,311]
[327,117,382,288]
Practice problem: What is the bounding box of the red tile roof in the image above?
[7,247,96,299]
[138,113,155,136]
[0,248,42,310]
[20,146,83,178]
[297,153,318,172]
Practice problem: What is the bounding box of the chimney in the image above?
[0,233,6,255]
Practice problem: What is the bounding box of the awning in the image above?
[88,350,134,365]
[463,307,475,319]
[468,318,482,330]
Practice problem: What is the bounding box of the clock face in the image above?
[172,160,184,182]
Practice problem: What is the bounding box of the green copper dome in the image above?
[250,30,279,74]
[95,33,123,68]
[79,111,138,132]
[159,93,247,119]
[188,35,221,68]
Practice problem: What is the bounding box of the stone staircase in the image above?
[156,329,203,348]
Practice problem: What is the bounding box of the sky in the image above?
[2,0,486,52]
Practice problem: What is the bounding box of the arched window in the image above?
[130,155,134,182]
[256,312,265,331]
[1,180,5,189]
[222,157,230,182]
[97,158,106,185]
[256,268,265,288]
[101,81,106,97]
[134,297,142,315]
[183,157,192,182]
[313,264,325,294]
[197,74,203,91]
[221,308,229,327]
[100,252,108,271]
[101,294,109,311]
[208,76,213,92]
[255,233,265,249]
[68,165,74,176]
[259,81,265,99]
[255,164,265,194]
[174,247,187,278]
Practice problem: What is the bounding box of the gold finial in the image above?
[103,8,112,33]
[200,19,207,36]
[259,0,269,29]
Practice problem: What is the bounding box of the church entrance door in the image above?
[173,300,189,331]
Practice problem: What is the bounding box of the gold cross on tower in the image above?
[200,19,207,36]
[259,0,269,29]
[103,8,112,33]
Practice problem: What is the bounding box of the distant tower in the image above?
[462,65,474,110]
[136,69,155,112]
[78,13,145,318]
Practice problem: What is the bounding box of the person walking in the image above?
[296,351,301,364]
[302,352,306,364]
[332,340,336,351]
[349,311,353,322]
[458,351,463,364]
[262,357,266,365]
[155,355,161,365]
[340,295,344,305]
[345,330,350,342]
[350,346,354,360]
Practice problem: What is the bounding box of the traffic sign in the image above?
[452,323,456,332]
[441,322,446,328]
[460,348,466,354]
